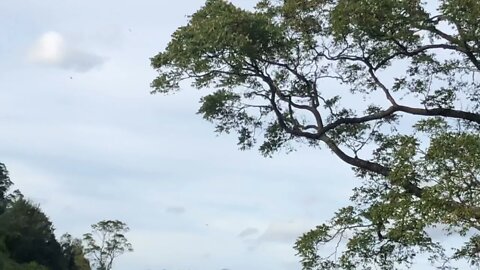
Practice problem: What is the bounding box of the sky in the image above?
[1,1,365,269]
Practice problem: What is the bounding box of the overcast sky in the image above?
[0,1,361,269]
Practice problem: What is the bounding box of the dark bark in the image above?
[317,105,480,139]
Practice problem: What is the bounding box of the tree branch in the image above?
[318,105,480,138]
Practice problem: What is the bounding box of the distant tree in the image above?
[0,198,67,270]
[151,0,480,268]
[0,162,94,270]
[0,163,54,270]
[60,233,91,270]
[83,220,133,270]
[0,163,12,214]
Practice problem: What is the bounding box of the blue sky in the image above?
[0,1,359,269]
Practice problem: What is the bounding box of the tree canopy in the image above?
[61,234,91,270]
[151,0,480,269]
[0,162,132,270]
[0,198,67,270]
[0,162,12,215]
[0,162,92,270]
[83,220,133,270]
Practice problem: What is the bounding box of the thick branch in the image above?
[423,25,480,71]
[320,135,423,197]
[258,57,324,128]
[318,105,480,138]
[321,135,480,224]
[263,75,480,222]
[321,135,390,177]
[373,43,465,70]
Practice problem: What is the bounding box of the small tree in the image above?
[83,220,133,270]
[60,233,91,270]
[0,163,12,214]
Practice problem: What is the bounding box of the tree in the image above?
[0,163,93,270]
[60,234,91,270]
[0,198,67,270]
[0,163,90,270]
[83,220,133,270]
[0,163,64,269]
[0,163,12,214]
[151,0,480,268]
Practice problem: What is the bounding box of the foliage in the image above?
[0,163,91,270]
[0,253,50,270]
[61,233,91,270]
[0,162,12,214]
[83,220,133,270]
[151,0,480,269]
[0,198,67,270]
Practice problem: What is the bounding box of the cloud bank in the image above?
[29,31,104,72]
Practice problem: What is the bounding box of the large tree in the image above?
[151,0,480,269]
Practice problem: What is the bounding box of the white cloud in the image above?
[28,31,66,64]
[29,31,104,72]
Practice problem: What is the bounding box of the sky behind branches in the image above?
[0,1,358,269]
